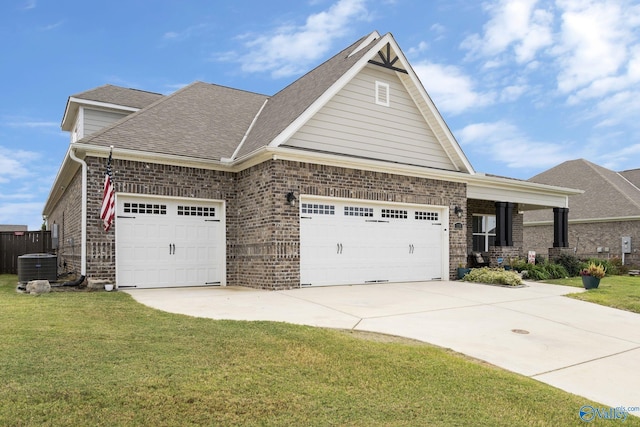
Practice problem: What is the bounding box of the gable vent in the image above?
[375,81,390,107]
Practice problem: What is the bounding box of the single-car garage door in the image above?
[299,197,448,286]
[115,195,225,289]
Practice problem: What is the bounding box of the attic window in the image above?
[375,81,390,107]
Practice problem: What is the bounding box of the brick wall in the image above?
[84,156,235,283]
[51,156,470,288]
[265,160,468,287]
[47,167,83,276]
[524,220,640,266]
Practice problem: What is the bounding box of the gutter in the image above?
[68,147,87,276]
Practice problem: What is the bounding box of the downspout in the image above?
[68,147,87,281]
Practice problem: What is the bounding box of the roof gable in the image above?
[526,159,640,221]
[62,85,164,131]
[80,82,268,161]
[283,64,458,170]
[236,32,474,173]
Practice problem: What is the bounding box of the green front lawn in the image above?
[544,275,640,314]
[1,274,633,426]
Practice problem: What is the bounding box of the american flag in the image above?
[100,149,116,232]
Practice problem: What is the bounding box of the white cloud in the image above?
[461,0,554,64]
[5,120,58,129]
[40,21,64,31]
[413,62,495,115]
[21,0,36,10]
[230,0,370,78]
[0,147,40,184]
[499,84,528,102]
[406,41,429,57]
[162,24,208,42]
[553,0,637,95]
[456,121,574,170]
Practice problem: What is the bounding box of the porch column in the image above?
[553,207,569,247]
[494,202,514,247]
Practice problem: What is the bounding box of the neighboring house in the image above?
[43,31,579,290]
[0,225,28,232]
[524,159,640,266]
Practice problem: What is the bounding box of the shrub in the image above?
[580,262,606,279]
[582,258,618,276]
[510,258,530,272]
[521,263,550,281]
[544,262,569,279]
[513,262,568,281]
[554,253,582,276]
[462,268,523,286]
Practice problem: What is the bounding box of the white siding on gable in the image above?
[83,108,128,137]
[284,65,458,171]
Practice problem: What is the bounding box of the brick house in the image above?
[524,159,640,266]
[43,31,578,290]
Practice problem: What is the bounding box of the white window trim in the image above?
[375,81,390,107]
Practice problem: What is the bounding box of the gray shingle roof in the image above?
[71,84,164,109]
[525,159,640,222]
[236,33,378,158]
[81,82,268,160]
[620,168,640,188]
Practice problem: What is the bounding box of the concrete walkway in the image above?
[124,281,640,412]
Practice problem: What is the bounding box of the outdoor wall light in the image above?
[286,192,297,207]
[454,206,464,218]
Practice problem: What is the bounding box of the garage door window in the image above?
[415,211,438,221]
[178,205,215,217]
[301,203,335,215]
[381,209,408,219]
[344,206,374,217]
[123,202,167,215]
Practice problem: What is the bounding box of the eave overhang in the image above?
[44,144,581,217]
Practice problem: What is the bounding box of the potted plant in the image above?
[580,262,606,289]
[457,263,471,279]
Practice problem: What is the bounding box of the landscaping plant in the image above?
[461,267,523,286]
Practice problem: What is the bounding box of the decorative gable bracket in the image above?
[368,43,408,74]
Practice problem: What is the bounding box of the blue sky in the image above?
[1,0,639,230]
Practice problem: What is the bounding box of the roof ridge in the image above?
[79,82,200,147]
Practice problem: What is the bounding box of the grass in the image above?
[543,275,640,314]
[1,274,635,426]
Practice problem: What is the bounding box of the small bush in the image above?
[554,253,582,276]
[583,258,618,276]
[580,262,606,278]
[462,268,523,286]
[513,262,568,281]
[521,264,551,281]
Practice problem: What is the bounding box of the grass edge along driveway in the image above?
[1,275,634,426]
[544,275,640,314]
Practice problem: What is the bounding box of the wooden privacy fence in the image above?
[0,231,52,274]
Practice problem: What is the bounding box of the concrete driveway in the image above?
[124,280,640,413]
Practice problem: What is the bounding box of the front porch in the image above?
[455,196,573,270]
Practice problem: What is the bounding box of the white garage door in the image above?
[300,197,448,286]
[115,195,225,289]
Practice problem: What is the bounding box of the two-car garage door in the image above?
[115,195,225,289]
[299,197,447,286]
